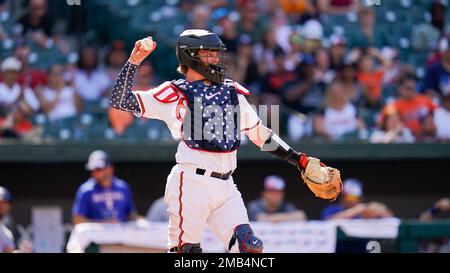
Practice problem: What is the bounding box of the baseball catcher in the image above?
[110,29,342,253]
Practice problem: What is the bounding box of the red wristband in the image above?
[299,154,309,170]
[299,154,327,169]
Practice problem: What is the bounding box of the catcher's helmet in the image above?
[176,29,227,84]
[0,186,12,202]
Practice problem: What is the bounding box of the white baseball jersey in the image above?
[133,80,261,173]
[110,61,262,252]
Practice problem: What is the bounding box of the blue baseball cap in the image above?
[0,186,12,202]
[264,175,286,191]
[85,150,112,171]
[343,178,363,198]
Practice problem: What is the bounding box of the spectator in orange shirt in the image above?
[108,62,156,135]
[382,74,437,138]
[370,105,415,143]
[355,47,391,108]
[278,0,314,16]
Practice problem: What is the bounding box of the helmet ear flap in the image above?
[183,48,200,69]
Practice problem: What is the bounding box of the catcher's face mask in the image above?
[184,46,228,84]
[176,29,228,84]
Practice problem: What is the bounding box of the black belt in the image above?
[195,168,232,180]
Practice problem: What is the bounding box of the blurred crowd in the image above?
[1,0,450,143]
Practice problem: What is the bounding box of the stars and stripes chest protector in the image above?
[172,79,240,152]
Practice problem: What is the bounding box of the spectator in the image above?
[278,0,314,16]
[35,64,82,122]
[356,47,391,108]
[260,47,297,127]
[261,47,297,98]
[216,11,239,54]
[105,40,128,83]
[146,197,169,222]
[420,197,450,221]
[0,186,32,253]
[178,0,196,15]
[0,57,40,138]
[247,175,307,222]
[72,150,142,224]
[328,34,347,71]
[322,179,393,253]
[189,4,212,30]
[72,46,110,103]
[16,0,55,49]
[14,44,48,89]
[313,80,365,140]
[0,57,40,112]
[317,0,359,15]
[382,74,437,138]
[205,0,229,10]
[0,186,14,253]
[104,42,130,134]
[235,0,268,43]
[284,32,305,72]
[381,46,409,87]
[349,6,388,48]
[226,34,261,94]
[370,105,415,143]
[132,62,157,91]
[301,19,323,54]
[335,63,363,105]
[282,58,326,115]
[424,36,450,101]
[434,89,450,140]
[418,197,450,253]
[0,0,12,44]
[412,1,450,52]
[313,47,334,84]
[253,27,285,74]
[322,178,394,220]
[283,58,325,140]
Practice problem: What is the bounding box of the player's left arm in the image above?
[245,122,310,171]
[238,92,310,172]
[239,93,342,200]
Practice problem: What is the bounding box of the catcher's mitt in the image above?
[300,157,342,201]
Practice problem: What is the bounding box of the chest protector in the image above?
[171,79,241,152]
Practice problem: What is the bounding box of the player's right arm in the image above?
[110,37,157,114]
